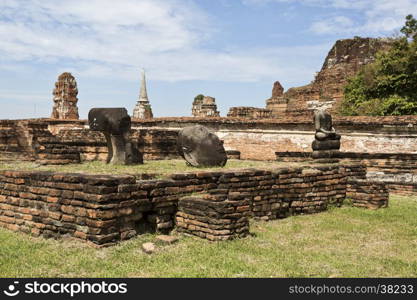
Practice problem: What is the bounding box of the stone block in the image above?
[312,139,340,151]
[156,235,179,245]
[312,150,340,159]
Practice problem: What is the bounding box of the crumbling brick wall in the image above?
[284,37,394,116]
[276,151,417,195]
[0,119,80,164]
[346,179,389,209]
[55,128,179,161]
[0,163,379,245]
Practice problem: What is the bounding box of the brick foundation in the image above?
[0,163,388,245]
[176,194,250,241]
[347,179,389,209]
[276,151,417,195]
[0,171,143,247]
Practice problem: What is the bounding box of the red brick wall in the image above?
[0,163,374,244]
[276,151,417,195]
[2,116,417,162]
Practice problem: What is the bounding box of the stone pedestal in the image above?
[311,140,340,163]
[311,149,340,159]
[311,151,340,163]
[312,140,340,151]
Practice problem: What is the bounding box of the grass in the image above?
[0,195,416,277]
[0,159,305,177]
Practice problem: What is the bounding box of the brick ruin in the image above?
[51,72,79,120]
[47,37,393,122]
[1,115,414,245]
[0,163,371,246]
[227,107,272,119]
[1,114,410,245]
[0,119,80,165]
[228,37,394,118]
[284,37,394,116]
[347,179,389,209]
[0,35,414,246]
[192,95,220,117]
[265,81,288,117]
[47,37,394,122]
[2,116,417,194]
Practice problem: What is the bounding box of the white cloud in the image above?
[0,0,299,83]
[311,0,417,35]
[0,0,206,61]
[311,16,354,34]
[2,0,413,87]
[243,0,417,36]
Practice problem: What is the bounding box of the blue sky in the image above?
[0,0,416,119]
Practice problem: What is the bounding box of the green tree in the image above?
[401,14,417,40]
[340,15,417,116]
[193,94,204,105]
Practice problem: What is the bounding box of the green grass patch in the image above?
[0,195,416,277]
[0,159,305,177]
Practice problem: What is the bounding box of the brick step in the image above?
[37,149,79,155]
[0,145,20,151]
[40,143,77,149]
[38,159,78,165]
[0,151,35,161]
[37,146,79,153]
[0,131,17,137]
[36,138,67,144]
[37,153,80,160]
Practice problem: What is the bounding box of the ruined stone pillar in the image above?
[51,72,79,120]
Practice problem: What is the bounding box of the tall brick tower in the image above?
[51,72,79,119]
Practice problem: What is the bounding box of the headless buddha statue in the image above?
[312,110,341,157]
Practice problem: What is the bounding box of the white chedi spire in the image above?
[133,69,153,119]
[138,69,148,103]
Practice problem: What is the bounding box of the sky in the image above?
[0,0,416,119]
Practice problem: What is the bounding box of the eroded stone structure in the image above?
[51,72,79,120]
[0,119,80,165]
[228,37,394,119]
[285,37,394,115]
[265,81,288,117]
[192,95,220,117]
[177,125,227,167]
[132,71,153,119]
[227,107,272,119]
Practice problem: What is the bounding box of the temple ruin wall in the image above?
[3,117,417,162]
[0,164,364,246]
[1,117,416,195]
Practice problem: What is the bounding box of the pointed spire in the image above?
[133,69,153,119]
[138,69,148,103]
